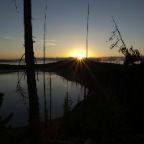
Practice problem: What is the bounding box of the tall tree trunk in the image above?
[23,0,40,143]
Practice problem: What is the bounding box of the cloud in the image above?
[39,39,62,46]
[0,36,14,40]
[47,42,57,46]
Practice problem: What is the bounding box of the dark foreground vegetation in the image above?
[56,59,144,144]
[0,59,144,144]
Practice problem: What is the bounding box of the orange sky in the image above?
[0,0,144,59]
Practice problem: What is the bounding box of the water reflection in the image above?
[43,71,48,129]
[0,72,84,127]
[0,93,13,129]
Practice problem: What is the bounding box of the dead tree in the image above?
[23,0,40,143]
[107,17,142,65]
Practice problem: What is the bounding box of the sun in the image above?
[75,52,85,60]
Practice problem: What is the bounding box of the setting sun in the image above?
[71,48,86,59]
[75,52,85,60]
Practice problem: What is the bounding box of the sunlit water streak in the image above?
[0,72,84,127]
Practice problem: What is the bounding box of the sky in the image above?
[0,0,144,59]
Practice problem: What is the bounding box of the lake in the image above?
[0,72,84,127]
[0,57,125,65]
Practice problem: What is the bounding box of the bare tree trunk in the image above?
[23,0,40,143]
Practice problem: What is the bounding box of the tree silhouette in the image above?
[107,17,142,65]
[23,0,40,143]
[62,92,73,134]
[63,92,73,116]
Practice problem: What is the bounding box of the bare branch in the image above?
[11,0,19,13]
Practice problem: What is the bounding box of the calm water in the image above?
[0,72,84,127]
